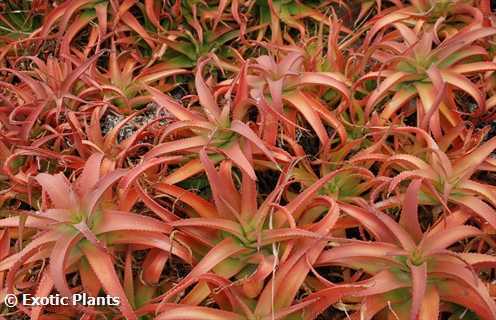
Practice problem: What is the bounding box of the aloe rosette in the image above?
[0,154,191,320]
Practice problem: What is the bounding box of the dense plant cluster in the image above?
[1,0,496,319]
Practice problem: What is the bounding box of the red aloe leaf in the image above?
[365,11,411,46]
[60,51,104,95]
[0,215,54,229]
[456,253,496,267]
[179,264,245,306]
[159,120,214,138]
[408,261,427,320]
[399,179,423,243]
[79,258,101,297]
[259,228,326,245]
[421,66,446,136]
[436,279,494,320]
[200,148,240,219]
[283,91,329,144]
[230,120,278,166]
[156,304,244,320]
[233,62,249,114]
[351,295,389,320]
[302,285,367,320]
[242,254,274,298]
[421,225,482,255]
[93,210,172,235]
[316,242,406,267]
[260,298,319,320]
[87,107,105,147]
[339,203,397,243]
[221,141,257,181]
[49,233,83,299]
[394,22,418,45]
[452,135,496,180]
[170,218,243,239]
[457,179,496,208]
[440,70,484,112]
[381,154,434,172]
[280,168,374,225]
[452,61,496,74]
[144,136,209,159]
[256,203,339,314]
[144,0,162,30]
[67,111,89,158]
[0,231,58,273]
[195,58,221,121]
[60,12,95,57]
[124,249,135,308]
[419,285,440,320]
[240,143,258,221]
[81,243,137,320]
[95,2,107,44]
[452,196,496,230]
[437,46,487,68]
[0,230,8,262]
[114,0,136,22]
[39,0,93,39]
[30,270,55,320]
[213,0,228,31]
[153,241,245,308]
[121,11,155,49]
[119,156,182,196]
[76,153,104,195]
[0,68,46,98]
[298,72,350,101]
[82,169,127,215]
[432,262,496,319]
[145,84,197,121]
[163,158,211,185]
[433,27,496,63]
[183,237,245,280]
[365,71,411,114]
[353,270,409,297]
[429,210,471,235]
[308,94,348,145]
[109,231,192,264]
[74,221,108,253]
[380,87,417,120]
[159,272,251,314]
[35,173,78,210]
[134,182,178,222]
[154,183,218,218]
[376,210,416,251]
[136,68,189,84]
[142,249,169,284]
